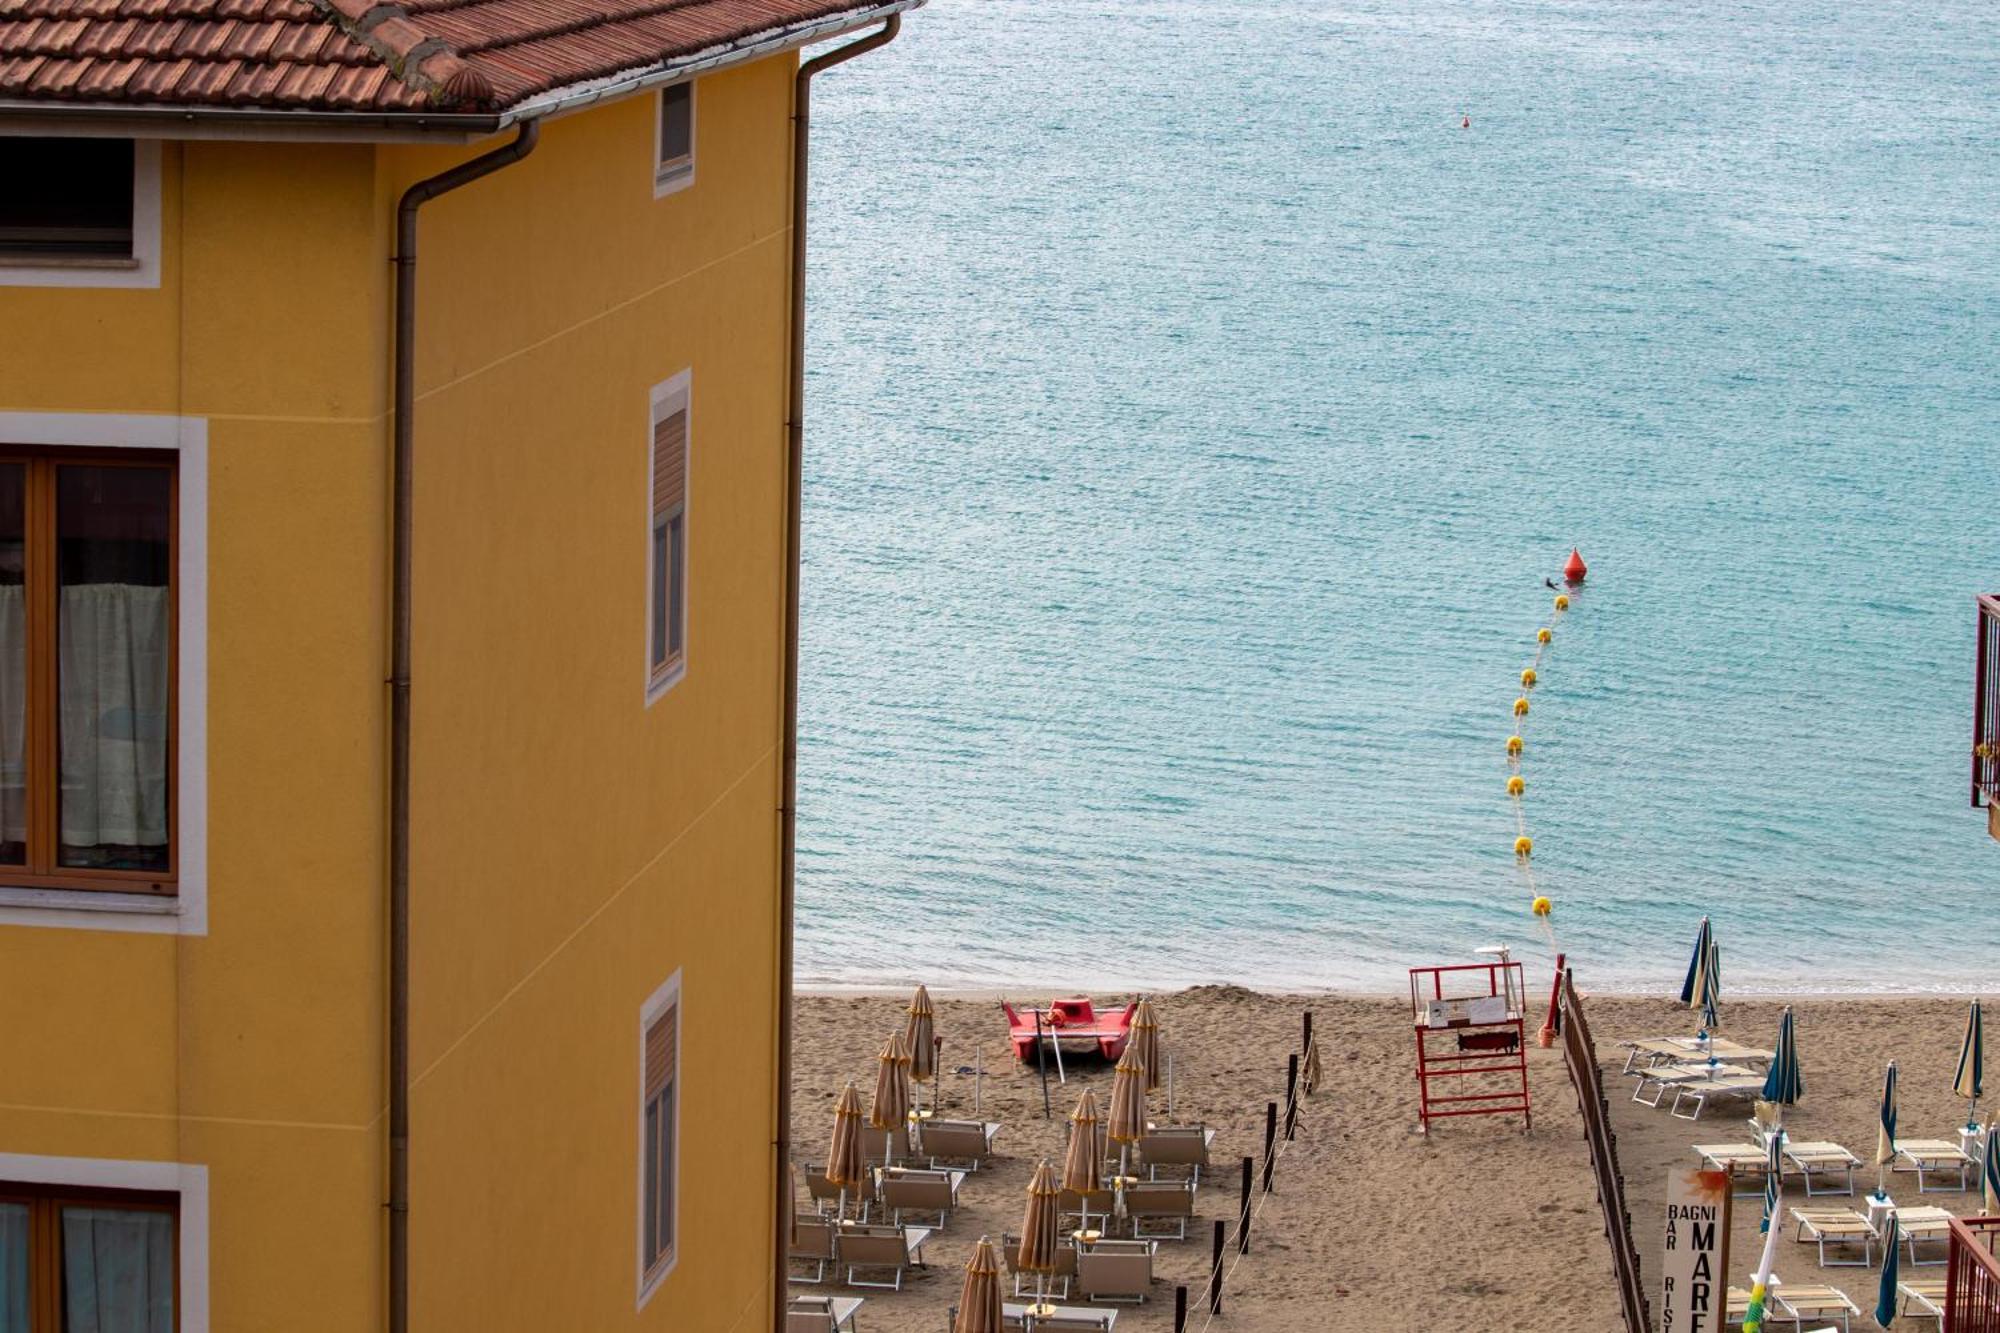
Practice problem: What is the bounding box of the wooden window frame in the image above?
[0,446,177,896]
[636,971,681,1308]
[0,1181,179,1332]
[646,376,690,703]
[653,82,696,198]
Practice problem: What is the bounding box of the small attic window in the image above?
[0,138,136,261]
[655,82,694,196]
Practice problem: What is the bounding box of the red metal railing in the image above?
[1945,1216,2000,1332]
[1975,595,2000,807]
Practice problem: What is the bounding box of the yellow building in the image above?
[0,2,916,1328]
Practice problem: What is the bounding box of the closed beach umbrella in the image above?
[1697,941,1722,1036]
[1760,1129,1783,1234]
[1130,999,1162,1093]
[1679,916,1713,1007]
[1062,1089,1104,1193]
[1874,1215,1900,1330]
[1106,1044,1147,1180]
[1016,1160,1062,1314]
[1873,1062,1898,1200]
[1984,1121,2000,1215]
[869,1031,911,1164]
[952,1236,1004,1333]
[825,1082,866,1219]
[1954,999,1984,1129]
[1761,1006,1803,1114]
[905,985,937,1110]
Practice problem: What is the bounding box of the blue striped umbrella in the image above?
[1954,999,1983,1129]
[1762,1006,1803,1110]
[1760,1128,1784,1234]
[1873,1062,1898,1200]
[1874,1214,1900,1329]
[1984,1121,1999,1215]
[1680,916,1713,1007]
[1697,942,1721,1040]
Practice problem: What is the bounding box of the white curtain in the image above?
[0,1202,27,1333]
[0,587,22,850]
[58,584,170,853]
[61,1207,174,1333]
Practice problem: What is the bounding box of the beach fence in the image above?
[1555,968,1651,1333]
[1944,1216,2000,1332]
[1172,1011,1321,1330]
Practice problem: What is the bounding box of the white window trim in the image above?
[0,139,163,290]
[0,1151,209,1332]
[645,372,691,705]
[0,410,207,936]
[652,82,696,198]
[635,968,683,1310]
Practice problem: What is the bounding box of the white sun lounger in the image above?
[1670,1074,1767,1121]
[1790,1206,1876,1267]
[1695,1142,1775,1196]
[1773,1284,1860,1333]
[1894,1139,1974,1193]
[1892,1205,1958,1266]
[1898,1275,1949,1325]
[1783,1141,1860,1197]
[1633,1062,1754,1107]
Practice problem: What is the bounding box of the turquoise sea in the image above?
[793,0,1998,993]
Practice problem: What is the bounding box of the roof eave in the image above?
[0,0,923,144]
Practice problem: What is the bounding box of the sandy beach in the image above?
[792,987,1986,1332]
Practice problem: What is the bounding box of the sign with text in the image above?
[1660,1168,1732,1332]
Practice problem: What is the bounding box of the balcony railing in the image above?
[1947,1215,2000,1332]
[1976,595,2000,807]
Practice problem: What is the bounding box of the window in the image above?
[654,82,695,195]
[0,451,176,894]
[647,378,689,699]
[0,139,134,260]
[0,1183,177,1332]
[636,976,680,1306]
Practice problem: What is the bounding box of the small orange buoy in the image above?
[1563,547,1587,583]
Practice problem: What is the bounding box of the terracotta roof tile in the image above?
[0,0,908,114]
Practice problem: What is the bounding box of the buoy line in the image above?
[1508,548,1587,960]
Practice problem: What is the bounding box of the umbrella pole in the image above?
[974,1046,983,1118]
[1167,1052,1175,1119]
[1033,1012,1052,1120]
[1051,1016,1066,1084]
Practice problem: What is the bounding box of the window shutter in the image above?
[645,1004,677,1102]
[653,410,686,519]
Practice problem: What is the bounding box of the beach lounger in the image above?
[948,1302,1032,1331]
[1671,1074,1766,1121]
[1138,1125,1215,1186]
[786,1295,862,1332]
[1897,1275,1949,1325]
[880,1167,967,1227]
[1773,1284,1860,1333]
[1058,1187,1116,1235]
[1894,1139,1974,1193]
[1694,1143,1774,1197]
[862,1125,915,1168]
[1633,1062,1754,1108]
[1074,1238,1155,1305]
[1783,1141,1861,1197]
[1123,1180,1195,1241]
[1619,1036,1774,1074]
[803,1164,873,1220]
[924,1118,1003,1171]
[790,1214,837,1284]
[1891,1205,1958,1265]
[1001,1230,1075,1299]
[1725,1277,1783,1328]
[1789,1207,1876,1267]
[837,1222,930,1290]
[1032,1306,1119,1330]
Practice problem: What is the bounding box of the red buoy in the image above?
[1563,548,1588,583]
[1461,115,1470,129]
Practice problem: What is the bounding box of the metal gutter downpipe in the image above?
[776,16,900,1327]
[389,119,538,1333]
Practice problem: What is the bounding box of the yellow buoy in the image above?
[1514,835,1533,858]
[1537,627,1552,644]
[1507,774,1525,796]
[1513,696,1530,717]
[1506,735,1524,756]
[1554,594,1570,612]
[1531,896,1552,917]
[1521,668,1537,688]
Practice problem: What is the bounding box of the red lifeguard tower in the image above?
[1409,959,1531,1134]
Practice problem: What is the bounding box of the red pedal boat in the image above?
[1002,996,1136,1064]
